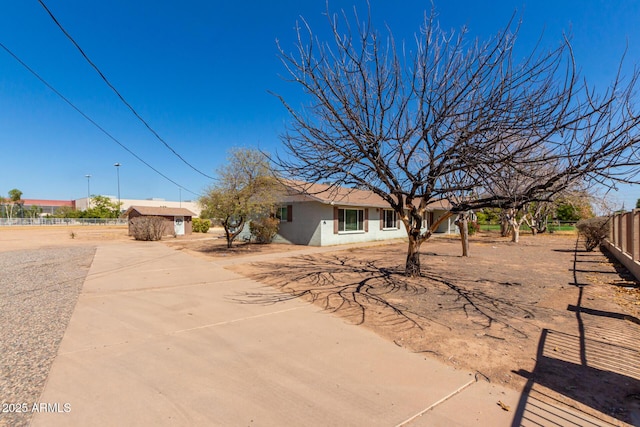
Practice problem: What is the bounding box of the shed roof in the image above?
[123,206,196,217]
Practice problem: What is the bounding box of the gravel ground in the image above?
[0,246,96,427]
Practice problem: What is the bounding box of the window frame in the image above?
[338,208,365,233]
[382,209,398,230]
[276,206,288,223]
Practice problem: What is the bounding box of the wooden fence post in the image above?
[633,209,640,262]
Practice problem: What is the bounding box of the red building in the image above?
[21,199,76,216]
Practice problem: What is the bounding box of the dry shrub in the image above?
[130,216,166,241]
[576,217,610,251]
[249,217,280,244]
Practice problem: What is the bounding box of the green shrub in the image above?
[575,217,610,251]
[130,216,165,241]
[193,218,211,233]
[468,220,480,235]
[249,217,280,244]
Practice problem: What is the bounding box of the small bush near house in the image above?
[575,217,610,251]
[130,216,165,241]
[193,218,211,233]
[249,217,280,244]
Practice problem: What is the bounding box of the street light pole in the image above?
[114,163,121,212]
[85,174,91,209]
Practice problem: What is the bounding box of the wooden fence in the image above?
[604,209,640,281]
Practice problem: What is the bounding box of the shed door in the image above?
[174,216,185,235]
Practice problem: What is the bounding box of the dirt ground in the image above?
[3,226,639,424]
[170,230,640,425]
[0,225,132,252]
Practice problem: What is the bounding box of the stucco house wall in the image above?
[273,201,323,246]
[321,205,407,246]
[273,202,408,247]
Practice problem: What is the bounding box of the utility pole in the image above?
[114,163,121,212]
[85,174,91,209]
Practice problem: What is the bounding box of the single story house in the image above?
[122,206,196,236]
[266,181,454,246]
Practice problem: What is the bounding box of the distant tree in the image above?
[523,202,555,235]
[555,203,581,222]
[4,189,23,219]
[8,188,22,201]
[636,198,640,209]
[554,192,595,222]
[200,148,281,248]
[53,206,81,218]
[25,205,42,219]
[82,195,122,218]
[475,208,501,224]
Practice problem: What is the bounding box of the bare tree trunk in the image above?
[511,225,520,243]
[503,208,523,243]
[509,216,524,242]
[455,213,470,257]
[500,210,511,237]
[405,233,422,277]
[224,226,234,248]
[402,211,453,276]
[223,217,245,248]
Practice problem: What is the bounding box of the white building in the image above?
[75,196,202,217]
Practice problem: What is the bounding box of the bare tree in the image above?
[200,148,281,248]
[274,6,640,276]
[4,189,23,220]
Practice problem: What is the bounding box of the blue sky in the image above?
[1,1,639,209]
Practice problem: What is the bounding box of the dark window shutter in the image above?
[364,208,369,232]
[380,209,384,230]
[333,207,339,234]
[287,205,293,222]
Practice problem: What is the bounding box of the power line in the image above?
[0,41,200,197]
[37,0,216,181]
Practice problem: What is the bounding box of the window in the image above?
[338,208,364,232]
[383,209,397,229]
[276,205,292,222]
[276,206,288,222]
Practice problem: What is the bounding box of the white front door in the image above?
[174,216,185,235]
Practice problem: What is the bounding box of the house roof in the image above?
[123,206,196,217]
[280,180,451,211]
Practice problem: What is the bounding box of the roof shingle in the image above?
[281,180,451,210]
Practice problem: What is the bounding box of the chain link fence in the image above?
[0,218,127,226]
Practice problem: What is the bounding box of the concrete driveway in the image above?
[30,241,601,426]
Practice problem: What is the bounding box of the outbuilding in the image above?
[122,206,196,236]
